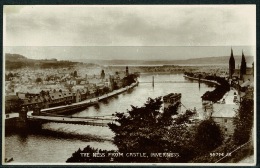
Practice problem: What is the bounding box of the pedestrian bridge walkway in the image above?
[28,114,116,127]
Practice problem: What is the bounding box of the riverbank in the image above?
[183,75,220,85]
[5,81,139,119]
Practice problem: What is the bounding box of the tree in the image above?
[108,97,194,162]
[40,90,46,96]
[201,76,230,102]
[67,97,205,162]
[101,70,105,79]
[95,88,100,96]
[74,70,77,77]
[36,77,42,83]
[122,74,137,87]
[103,87,110,94]
[233,98,253,145]
[194,119,224,151]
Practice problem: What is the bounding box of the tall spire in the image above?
[126,66,129,76]
[240,50,247,78]
[229,47,235,78]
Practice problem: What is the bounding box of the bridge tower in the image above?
[33,104,41,116]
[126,66,129,76]
[17,106,28,128]
[152,76,154,87]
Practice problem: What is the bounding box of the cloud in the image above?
[4,5,256,47]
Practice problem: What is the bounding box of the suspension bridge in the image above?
[17,77,206,127]
[28,113,116,127]
[27,101,200,127]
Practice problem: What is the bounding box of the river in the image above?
[4,73,214,163]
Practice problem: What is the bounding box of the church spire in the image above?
[229,47,235,78]
[240,50,247,79]
[126,66,129,76]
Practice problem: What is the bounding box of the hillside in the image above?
[5,53,28,61]
[5,53,79,70]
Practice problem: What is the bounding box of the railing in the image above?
[28,114,116,127]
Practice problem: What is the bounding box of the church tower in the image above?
[126,66,129,76]
[229,47,235,78]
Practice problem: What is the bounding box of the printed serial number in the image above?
[210,152,231,157]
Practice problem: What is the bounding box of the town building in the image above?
[49,91,65,107]
[211,104,238,136]
[5,95,22,113]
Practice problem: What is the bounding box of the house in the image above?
[5,95,22,113]
[62,91,73,104]
[86,84,96,99]
[49,91,65,107]
[79,80,87,85]
[96,83,106,95]
[240,82,254,101]
[80,89,88,101]
[20,95,44,111]
[88,78,102,85]
[240,80,252,92]
[211,104,238,136]
[41,94,51,109]
[113,75,123,89]
[104,78,112,91]
[69,80,77,85]
[73,89,83,103]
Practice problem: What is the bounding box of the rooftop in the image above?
[212,104,238,118]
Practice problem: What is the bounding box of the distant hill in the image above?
[73,55,254,66]
[5,53,36,62]
[5,53,254,70]
[5,53,79,70]
[175,56,254,66]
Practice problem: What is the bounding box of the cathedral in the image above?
[229,48,254,82]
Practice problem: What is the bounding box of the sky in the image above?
[3,5,256,60]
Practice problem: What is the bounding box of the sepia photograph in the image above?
[2,5,256,165]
